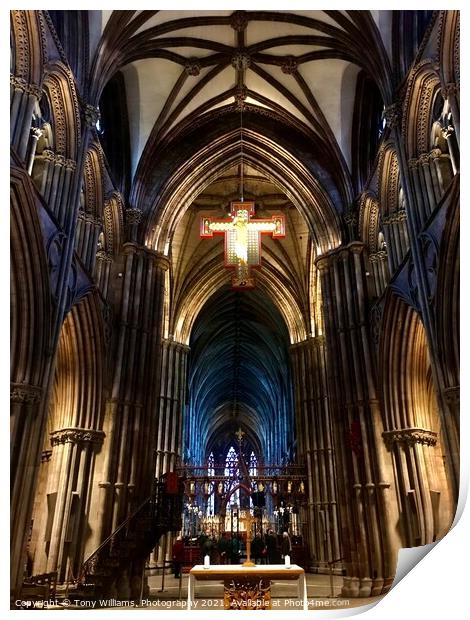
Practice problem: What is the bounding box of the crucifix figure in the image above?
[239,510,256,567]
[200,201,285,289]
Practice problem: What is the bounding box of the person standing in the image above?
[265,529,277,564]
[281,531,292,560]
[172,536,185,578]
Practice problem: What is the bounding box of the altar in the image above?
[187,564,307,610]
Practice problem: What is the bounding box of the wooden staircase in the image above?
[71,475,183,600]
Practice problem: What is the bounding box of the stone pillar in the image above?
[94,250,113,298]
[155,339,189,478]
[75,211,102,273]
[290,337,341,572]
[10,75,42,161]
[33,428,104,581]
[95,243,168,592]
[316,242,396,597]
[10,383,45,596]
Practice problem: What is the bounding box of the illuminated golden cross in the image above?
[235,428,245,444]
[200,201,285,289]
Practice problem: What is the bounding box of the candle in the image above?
[204,555,210,568]
[284,555,291,568]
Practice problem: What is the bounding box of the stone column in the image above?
[290,337,341,572]
[94,250,113,298]
[95,243,168,594]
[33,428,104,581]
[316,242,396,597]
[10,75,42,161]
[155,339,189,478]
[10,383,45,596]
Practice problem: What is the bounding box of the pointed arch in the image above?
[42,61,81,160]
[401,59,442,159]
[379,291,454,547]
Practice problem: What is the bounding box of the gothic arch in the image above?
[358,192,380,253]
[144,127,342,257]
[42,61,81,160]
[401,59,441,159]
[172,260,307,346]
[10,164,52,392]
[378,143,400,217]
[437,11,459,92]
[10,10,47,87]
[82,142,105,221]
[103,192,124,256]
[30,290,106,581]
[48,292,105,433]
[379,292,454,547]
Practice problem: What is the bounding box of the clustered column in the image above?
[98,242,168,543]
[316,242,395,598]
[290,337,341,571]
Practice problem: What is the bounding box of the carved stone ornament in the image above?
[234,86,248,109]
[382,427,438,448]
[10,383,43,404]
[96,249,113,263]
[369,250,388,263]
[382,209,407,225]
[84,103,100,128]
[10,74,42,99]
[126,208,143,225]
[50,427,105,446]
[230,11,248,32]
[383,102,402,129]
[185,59,201,77]
[281,56,298,75]
[231,51,251,71]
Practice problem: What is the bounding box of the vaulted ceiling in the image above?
[85,10,418,465]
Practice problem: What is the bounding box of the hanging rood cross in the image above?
[201,201,285,289]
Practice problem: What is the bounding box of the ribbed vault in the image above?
[185,286,294,465]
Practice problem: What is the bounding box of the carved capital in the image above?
[231,51,251,71]
[50,427,105,446]
[42,149,57,163]
[230,11,248,32]
[10,382,43,404]
[429,148,442,160]
[96,249,113,263]
[281,56,298,75]
[10,74,42,99]
[408,158,420,171]
[382,427,438,448]
[184,59,201,77]
[419,152,431,166]
[369,250,388,263]
[65,158,77,172]
[126,208,143,225]
[383,102,402,129]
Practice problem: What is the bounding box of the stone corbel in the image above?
[50,427,105,446]
[382,427,438,448]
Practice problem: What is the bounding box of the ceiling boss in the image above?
[200,201,285,289]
